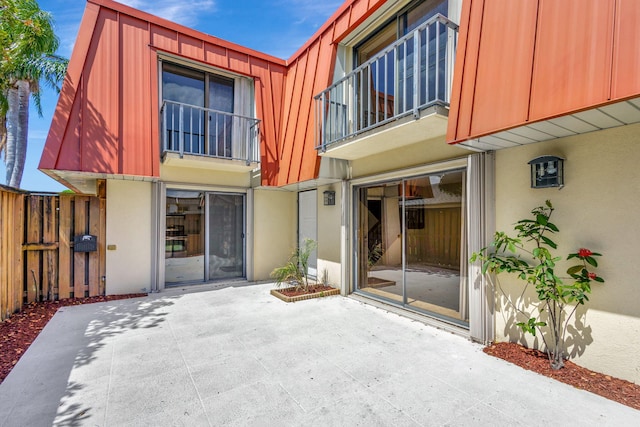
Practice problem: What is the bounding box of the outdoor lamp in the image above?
[323,190,336,206]
[528,155,564,188]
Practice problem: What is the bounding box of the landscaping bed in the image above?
[270,285,340,302]
[485,342,640,410]
[0,294,146,384]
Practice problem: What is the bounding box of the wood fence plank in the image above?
[0,192,8,319]
[43,197,58,301]
[88,197,100,296]
[26,196,42,303]
[58,196,72,299]
[12,193,25,313]
[99,196,106,296]
[73,197,87,298]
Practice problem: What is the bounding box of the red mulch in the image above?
[0,294,146,384]
[277,285,335,297]
[485,342,640,410]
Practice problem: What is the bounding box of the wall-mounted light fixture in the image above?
[528,155,564,189]
[323,190,336,206]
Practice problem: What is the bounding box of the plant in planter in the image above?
[471,200,604,370]
[271,238,317,292]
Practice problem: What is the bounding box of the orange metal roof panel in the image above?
[446,0,640,145]
[178,33,204,61]
[120,14,153,176]
[55,91,82,171]
[41,0,286,182]
[205,44,229,69]
[39,2,101,171]
[280,54,308,186]
[150,24,178,52]
[469,0,537,137]
[446,0,484,144]
[611,0,640,100]
[81,8,119,174]
[270,0,387,186]
[529,0,615,121]
[287,41,322,184]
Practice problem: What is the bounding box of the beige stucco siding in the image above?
[494,122,640,384]
[252,189,297,281]
[350,135,469,179]
[317,184,342,286]
[105,180,153,294]
[160,164,251,187]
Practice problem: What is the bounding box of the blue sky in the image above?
[2,0,341,192]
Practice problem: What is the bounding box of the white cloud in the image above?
[120,0,217,28]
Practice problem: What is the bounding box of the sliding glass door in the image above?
[208,193,244,280]
[355,169,468,325]
[165,189,245,285]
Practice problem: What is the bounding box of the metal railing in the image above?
[161,100,261,165]
[315,14,458,151]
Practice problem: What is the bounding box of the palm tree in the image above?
[0,0,67,188]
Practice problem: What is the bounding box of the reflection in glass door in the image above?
[208,193,244,280]
[355,170,468,325]
[165,190,205,284]
[165,190,244,285]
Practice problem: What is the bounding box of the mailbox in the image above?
[74,234,97,252]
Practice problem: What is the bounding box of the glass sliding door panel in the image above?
[208,75,234,158]
[165,190,205,284]
[162,64,205,154]
[356,182,405,304]
[208,193,244,280]
[404,171,467,322]
[354,169,468,325]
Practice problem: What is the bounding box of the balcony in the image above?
[161,100,260,171]
[315,15,458,159]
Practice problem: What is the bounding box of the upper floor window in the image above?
[355,0,449,65]
[162,63,234,114]
[160,61,258,162]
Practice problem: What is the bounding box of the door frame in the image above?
[155,182,250,290]
[347,156,494,339]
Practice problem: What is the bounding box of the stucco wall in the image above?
[350,135,468,179]
[105,180,153,294]
[494,123,640,384]
[252,189,297,281]
[160,164,251,187]
[317,184,342,287]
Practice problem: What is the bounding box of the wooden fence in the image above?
[0,184,106,321]
[0,186,25,320]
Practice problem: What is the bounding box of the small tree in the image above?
[471,200,604,369]
[271,238,317,292]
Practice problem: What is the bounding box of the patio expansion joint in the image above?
[102,344,116,426]
[167,319,214,427]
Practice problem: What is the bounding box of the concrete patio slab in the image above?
[0,281,638,426]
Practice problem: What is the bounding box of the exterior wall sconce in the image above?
[323,190,336,205]
[528,155,564,189]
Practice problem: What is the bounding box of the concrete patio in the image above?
[0,282,637,426]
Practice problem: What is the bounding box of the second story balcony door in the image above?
[208,75,234,159]
[161,62,260,165]
[315,0,457,152]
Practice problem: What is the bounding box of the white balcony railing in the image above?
[315,14,458,151]
[161,100,260,164]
